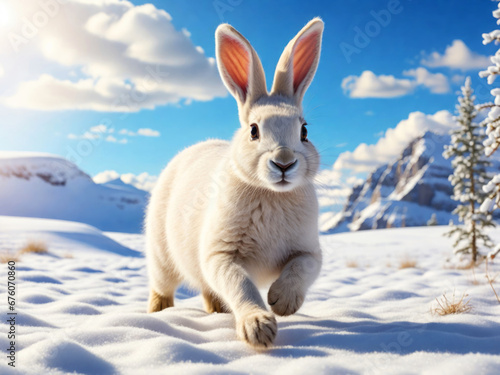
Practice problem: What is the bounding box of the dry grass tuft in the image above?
[0,240,50,263]
[345,260,358,268]
[485,258,500,304]
[432,291,472,316]
[456,261,477,270]
[399,258,418,269]
[19,241,48,255]
[0,253,19,264]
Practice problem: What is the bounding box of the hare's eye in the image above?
[250,124,259,141]
[301,124,308,142]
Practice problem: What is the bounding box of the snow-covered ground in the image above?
[1,215,500,374]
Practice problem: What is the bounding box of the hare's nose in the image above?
[271,160,297,173]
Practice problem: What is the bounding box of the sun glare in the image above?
[0,3,13,28]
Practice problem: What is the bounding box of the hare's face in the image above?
[231,98,319,192]
[216,18,323,193]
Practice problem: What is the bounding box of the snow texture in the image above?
[1,216,500,374]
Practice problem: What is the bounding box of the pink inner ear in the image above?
[220,36,250,99]
[292,31,320,93]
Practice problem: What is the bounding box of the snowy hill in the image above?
[1,216,499,374]
[0,152,147,233]
[323,131,500,233]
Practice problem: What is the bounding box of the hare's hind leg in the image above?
[148,289,174,312]
[147,256,181,313]
[203,290,230,314]
[146,232,182,313]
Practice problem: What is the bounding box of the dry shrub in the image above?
[19,241,48,255]
[345,260,358,268]
[399,258,417,269]
[432,291,472,316]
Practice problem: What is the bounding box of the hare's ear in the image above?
[215,24,267,107]
[271,18,323,105]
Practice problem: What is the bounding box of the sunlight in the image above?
[41,38,59,56]
[0,2,13,28]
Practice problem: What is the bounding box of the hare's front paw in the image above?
[267,278,305,316]
[237,310,277,348]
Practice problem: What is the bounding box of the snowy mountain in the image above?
[323,131,500,233]
[0,152,148,233]
[101,177,149,194]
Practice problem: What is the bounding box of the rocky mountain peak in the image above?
[324,131,498,233]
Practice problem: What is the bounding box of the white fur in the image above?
[146,18,324,348]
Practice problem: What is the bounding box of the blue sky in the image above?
[0,0,497,184]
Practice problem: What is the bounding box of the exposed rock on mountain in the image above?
[323,131,500,233]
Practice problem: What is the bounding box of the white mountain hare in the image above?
[146,18,324,348]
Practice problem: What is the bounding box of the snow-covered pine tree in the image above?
[427,213,438,226]
[479,0,500,216]
[443,77,494,263]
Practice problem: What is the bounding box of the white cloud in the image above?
[421,40,490,70]
[315,168,363,229]
[69,125,158,143]
[403,67,450,94]
[342,68,450,98]
[82,132,100,140]
[90,124,113,134]
[117,128,161,137]
[451,74,466,85]
[104,136,128,144]
[119,129,136,136]
[2,1,226,112]
[94,170,158,192]
[94,171,120,184]
[137,128,160,137]
[68,125,127,143]
[342,71,414,98]
[0,64,4,78]
[333,110,455,173]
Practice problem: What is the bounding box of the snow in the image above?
[480,2,500,220]
[325,130,500,234]
[0,152,58,160]
[1,216,500,374]
[0,216,141,258]
[0,152,148,233]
